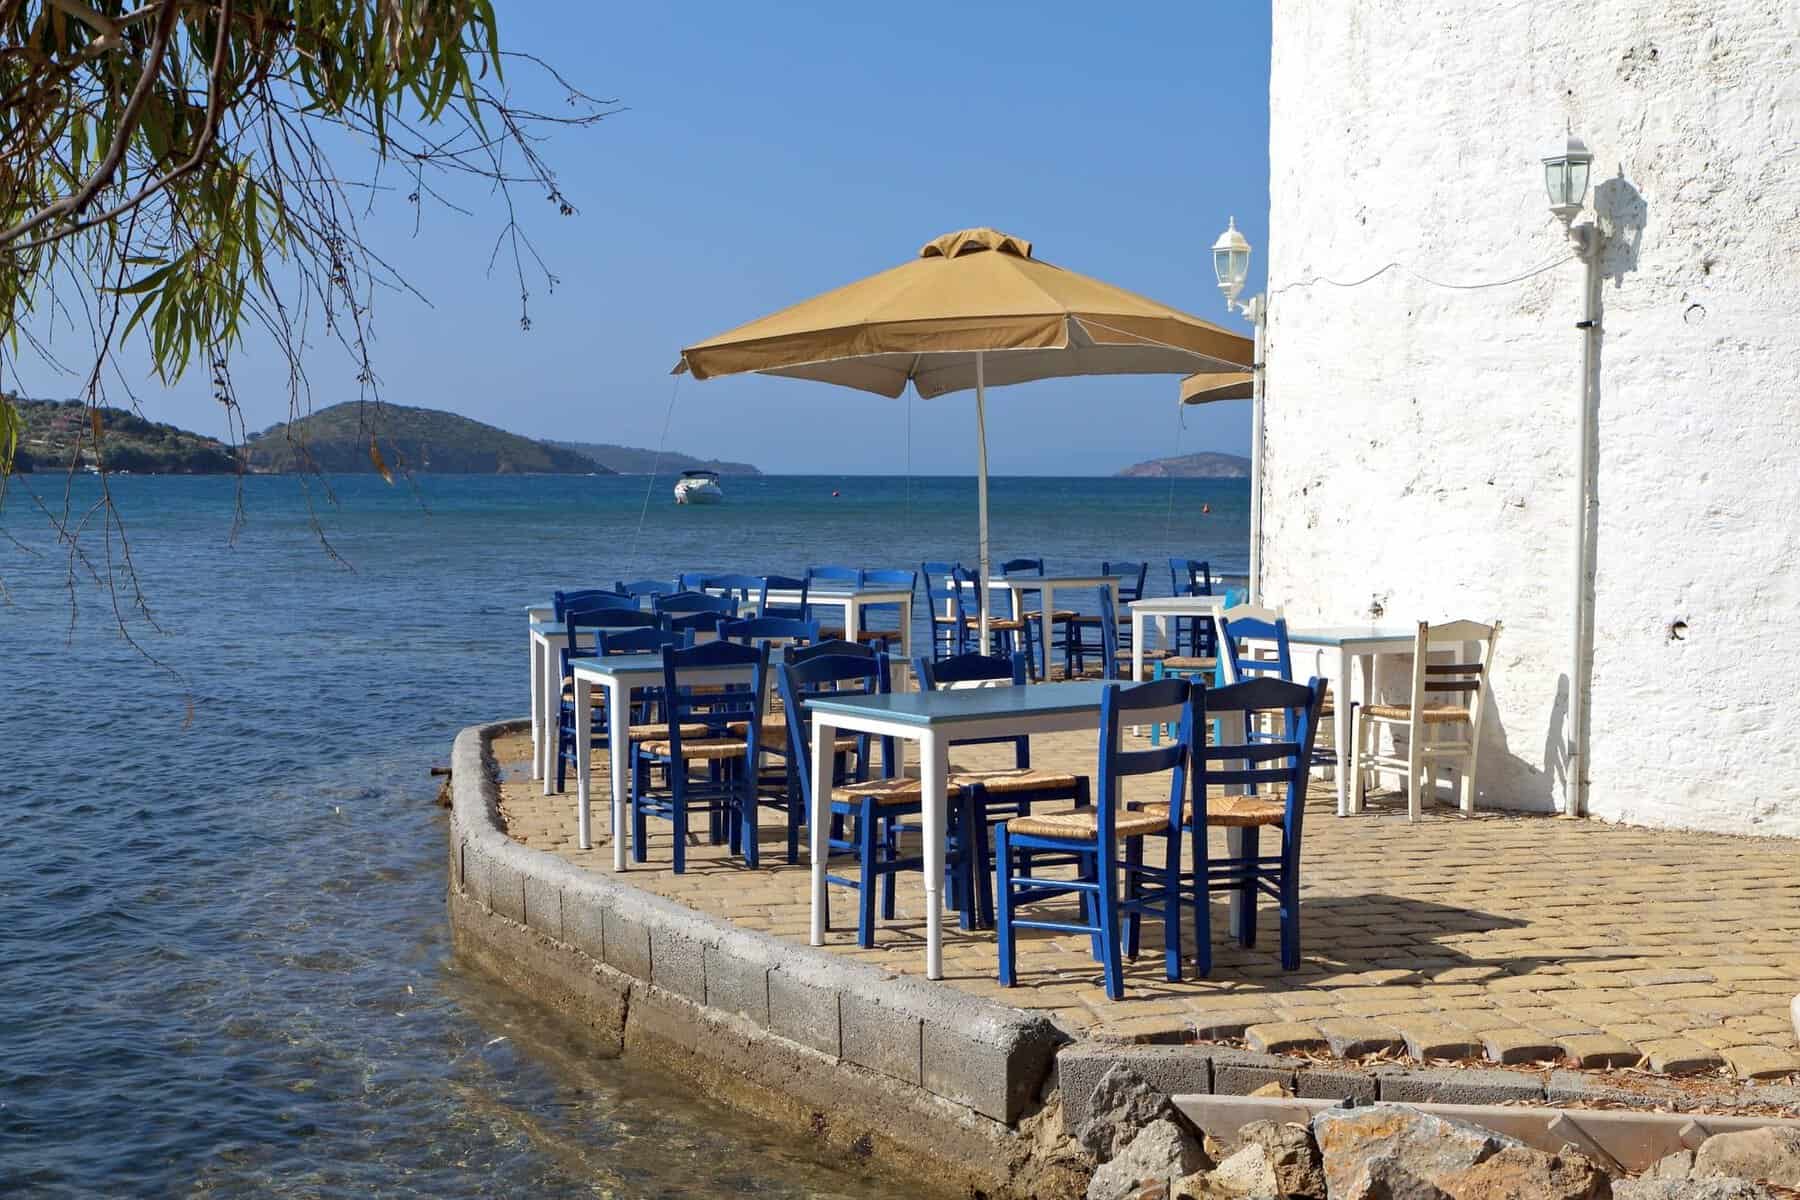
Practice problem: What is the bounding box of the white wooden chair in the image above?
[1351,619,1501,821]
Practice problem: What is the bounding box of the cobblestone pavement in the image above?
[491,729,1800,1081]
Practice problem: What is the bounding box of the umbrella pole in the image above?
[975,350,991,655]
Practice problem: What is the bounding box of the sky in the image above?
[21,3,1272,476]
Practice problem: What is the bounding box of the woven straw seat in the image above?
[1363,703,1469,724]
[1022,610,1078,621]
[726,718,858,752]
[949,767,1081,795]
[1159,655,1215,671]
[639,736,750,760]
[626,722,710,741]
[1006,808,1166,840]
[829,775,961,806]
[964,616,1027,632]
[1137,795,1286,828]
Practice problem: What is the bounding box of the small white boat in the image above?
[673,469,723,505]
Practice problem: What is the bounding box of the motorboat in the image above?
[673,469,723,504]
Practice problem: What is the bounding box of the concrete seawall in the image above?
[446,720,1086,1199]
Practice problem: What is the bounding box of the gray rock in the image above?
[1431,1144,1609,1199]
[1642,1149,1694,1180]
[1614,1177,1778,1200]
[1079,1063,1181,1163]
[1086,1119,1211,1200]
[1311,1104,1515,1198]
[1218,1120,1324,1198]
[1694,1126,1800,1187]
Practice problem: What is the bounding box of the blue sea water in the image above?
[0,473,1247,1198]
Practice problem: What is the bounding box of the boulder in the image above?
[1213,1120,1324,1198]
[1080,1064,1184,1162]
[1693,1127,1800,1187]
[1311,1104,1511,1198]
[1641,1150,1693,1180]
[1087,1118,1211,1200]
[1433,1145,1610,1199]
[1613,1177,1778,1200]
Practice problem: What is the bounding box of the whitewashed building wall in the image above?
[1264,1,1800,834]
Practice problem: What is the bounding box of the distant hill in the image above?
[550,440,761,476]
[245,402,606,475]
[8,397,237,473]
[1116,450,1251,479]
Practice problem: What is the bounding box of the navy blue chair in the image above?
[677,571,711,591]
[951,563,1036,665]
[778,652,981,945]
[555,606,660,791]
[721,616,818,647]
[997,558,1060,680]
[920,561,968,661]
[995,679,1196,1000]
[617,578,677,599]
[1187,677,1324,973]
[855,567,916,654]
[800,565,856,637]
[554,588,636,620]
[630,640,770,872]
[757,574,810,623]
[704,573,765,606]
[1169,558,1216,657]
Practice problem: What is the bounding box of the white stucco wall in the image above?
[1265,2,1800,834]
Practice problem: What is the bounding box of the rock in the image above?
[1248,1080,1293,1099]
[1642,1149,1693,1180]
[1311,1104,1513,1198]
[1218,1120,1325,1198]
[1434,1145,1610,1199]
[1087,1119,1212,1200]
[1694,1126,1800,1187]
[1079,1064,1181,1162]
[1613,1177,1778,1200]
[1172,1170,1243,1199]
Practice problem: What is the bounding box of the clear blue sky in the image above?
[36,3,1273,476]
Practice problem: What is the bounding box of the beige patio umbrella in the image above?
[1178,370,1253,404]
[675,227,1253,645]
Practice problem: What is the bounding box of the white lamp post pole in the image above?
[1213,217,1266,603]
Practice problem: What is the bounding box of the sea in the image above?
[0,473,1248,1198]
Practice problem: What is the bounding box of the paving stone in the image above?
[1088,1014,1192,1045]
[1244,1021,1327,1055]
[1640,1037,1728,1075]
[1185,1010,1268,1040]
[1482,1028,1563,1064]
[1556,1032,1643,1068]
[1719,1044,1800,1080]
[1397,1024,1487,1061]
[1314,1017,1406,1058]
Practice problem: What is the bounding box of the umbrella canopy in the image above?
[675,228,1253,649]
[1178,370,1253,404]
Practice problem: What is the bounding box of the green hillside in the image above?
[9,397,237,473]
[245,402,607,475]
[550,440,761,476]
[1116,450,1251,479]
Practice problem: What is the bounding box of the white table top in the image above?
[1128,595,1229,614]
[1287,625,1417,646]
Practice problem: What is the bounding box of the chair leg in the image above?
[880,818,899,921]
[857,801,879,949]
[631,755,649,864]
[995,824,1017,986]
[1161,828,1183,984]
[974,811,995,929]
[956,796,979,932]
[1407,718,1424,822]
[1460,723,1481,814]
[739,761,760,869]
[1095,849,1125,1001]
[671,771,689,875]
[1191,816,1212,978]
[786,773,801,865]
[1123,837,1143,960]
[1237,826,1259,949]
[1280,845,1302,971]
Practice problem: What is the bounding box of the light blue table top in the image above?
[567,651,780,678]
[806,680,1113,728]
[529,620,568,637]
[1287,625,1417,646]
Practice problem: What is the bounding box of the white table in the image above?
[530,619,603,792]
[525,602,554,780]
[805,681,1181,980]
[755,587,914,660]
[1286,626,1419,817]
[1127,594,1233,685]
[984,574,1121,671]
[568,652,766,865]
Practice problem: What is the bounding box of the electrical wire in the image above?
[625,372,682,577]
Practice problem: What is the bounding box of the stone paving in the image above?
[491,728,1800,1082]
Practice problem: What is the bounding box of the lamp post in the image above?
[1212,217,1267,604]
[1544,133,1602,820]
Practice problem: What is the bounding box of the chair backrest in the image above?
[659,640,769,757]
[914,651,1031,764]
[1219,605,1293,683]
[1194,676,1324,846]
[949,563,982,626]
[1169,558,1213,597]
[1407,619,1501,721]
[759,574,810,622]
[616,578,676,599]
[920,561,961,615]
[704,573,764,603]
[554,588,636,620]
[666,610,731,637]
[856,568,917,637]
[1101,560,1149,603]
[677,571,711,591]
[998,557,1044,576]
[1093,679,1196,844]
[563,606,659,674]
[776,652,893,793]
[787,638,875,666]
[598,626,686,656]
[655,591,737,617]
[805,564,860,588]
[1097,587,1123,679]
[721,616,818,648]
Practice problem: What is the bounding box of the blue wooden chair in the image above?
[704,573,765,607]
[1147,592,1254,744]
[913,650,1090,925]
[778,651,981,945]
[677,571,711,591]
[1061,561,1147,677]
[630,640,770,872]
[1168,558,1215,657]
[854,567,916,654]
[921,561,968,661]
[1186,676,1324,973]
[757,574,810,622]
[616,578,676,599]
[995,679,1196,1000]
[950,563,1037,665]
[996,557,1063,680]
[555,606,660,791]
[553,588,636,620]
[595,627,694,761]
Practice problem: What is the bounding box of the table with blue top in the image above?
[1284,625,1418,817]
[804,680,1183,980]
[525,603,554,782]
[567,652,767,866]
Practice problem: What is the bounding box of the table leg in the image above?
[845,597,861,645]
[899,596,913,664]
[809,718,835,946]
[1040,584,1056,682]
[1132,609,1145,686]
[1335,648,1356,816]
[608,678,629,866]
[1216,708,1250,939]
[528,632,543,780]
[575,677,592,850]
[920,727,947,980]
[541,638,560,794]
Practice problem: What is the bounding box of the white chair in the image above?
[1351,619,1501,821]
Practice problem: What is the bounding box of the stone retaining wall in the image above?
[447,720,1082,1199]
